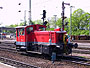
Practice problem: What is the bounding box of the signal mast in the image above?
[61,1,70,31]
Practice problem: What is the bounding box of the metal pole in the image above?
[1,27,2,40]
[70,6,72,36]
[0,7,3,39]
[43,17,44,24]
[62,1,65,31]
[0,25,2,40]
[29,0,31,25]
[70,6,74,36]
[24,10,26,26]
[54,15,57,29]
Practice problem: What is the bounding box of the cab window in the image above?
[17,29,19,36]
[39,27,45,31]
[20,28,24,35]
[26,27,33,34]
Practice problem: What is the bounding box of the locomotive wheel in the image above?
[65,46,72,55]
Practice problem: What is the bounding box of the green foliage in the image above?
[71,9,85,30]
[70,8,90,35]
[56,18,62,27]
[33,20,43,25]
[72,29,89,35]
[19,22,25,26]
[9,24,18,27]
[46,28,54,31]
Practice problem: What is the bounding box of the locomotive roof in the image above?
[15,24,46,29]
[36,31,66,33]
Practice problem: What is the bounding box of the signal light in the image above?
[43,21,48,25]
[43,10,46,18]
[18,3,21,5]
[0,7,3,9]
[18,10,21,12]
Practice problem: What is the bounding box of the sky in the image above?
[0,0,90,26]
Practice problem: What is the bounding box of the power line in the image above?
[32,0,54,6]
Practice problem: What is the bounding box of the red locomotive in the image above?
[15,24,78,56]
[15,1,78,56]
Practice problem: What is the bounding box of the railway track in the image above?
[0,43,41,68]
[0,40,90,67]
[0,45,90,67]
[0,46,17,53]
[0,40,16,53]
[70,57,90,66]
[72,40,90,43]
[71,40,90,54]
[72,48,90,54]
[58,56,90,66]
[0,57,40,68]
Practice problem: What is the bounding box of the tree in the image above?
[49,17,56,28]
[33,20,43,25]
[56,18,62,27]
[80,12,90,30]
[19,22,25,26]
[72,9,85,31]
[9,24,18,27]
[71,8,90,35]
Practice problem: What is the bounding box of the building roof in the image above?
[0,27,15,30]
[15,26,26,29]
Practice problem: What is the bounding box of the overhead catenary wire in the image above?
[32,0,54,5]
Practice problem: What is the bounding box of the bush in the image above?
[72,29,89,35]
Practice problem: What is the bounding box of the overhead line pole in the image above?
[70,6,74,37]
[29,0,31,25]
[0,7,3,40]
[70,6,72,36]
[24,10,26,26]
[54,15,57,29]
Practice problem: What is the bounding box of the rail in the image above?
[0,57,40,68]
[59,56,90,66]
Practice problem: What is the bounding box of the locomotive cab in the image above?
[16,26,26,51]
[15,24,46,51]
